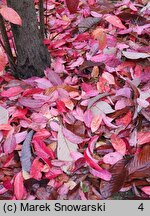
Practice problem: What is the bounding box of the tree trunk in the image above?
[7,0,51,79]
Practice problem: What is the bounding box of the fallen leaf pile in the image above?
[0,0,150,200]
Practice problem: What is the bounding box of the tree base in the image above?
[7,0,51,79]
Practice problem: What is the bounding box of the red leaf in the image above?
[0,6,22,25]
[14,172,26,200]
[115,110,132,127]
[10,108,28,121]
[0,124,12,130]
[84,148,103,171]
[141,186,150,195]
[0,50,8,71]
[104,14,126,29]
[84,147,111,181]
[137,132,150,145]
[97,77,110,93]
[111,134,126,155]
[45,168,63,180]
[3,130,17,154]
[56,100,67,113]
[102,72,115,85]
[83,109,93,128]
[92,28,107,50]
[30,158,44,180]
[22,88,43,97]
[3,180,13,190]
[65,0,79,14]
[32,138,55,160]
[91,115,102,133]
[90,167,111,181]
[33,129,51,140]
[1,86,23,97]
[88,135,99,154]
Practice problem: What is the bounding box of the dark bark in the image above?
[39,0,45,40]
[0,14,15,70]
[7,0,51,79]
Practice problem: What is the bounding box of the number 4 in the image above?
[138,203,144,211]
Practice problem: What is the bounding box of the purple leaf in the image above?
[45,68,63,86]
[21,130,34,172]
[62,127,83,144]
[19,98,45,109]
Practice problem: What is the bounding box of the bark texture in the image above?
[7,0,50,79]
[39,0,45,40]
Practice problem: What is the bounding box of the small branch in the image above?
[0,14,15,69]
[39,0,45,40]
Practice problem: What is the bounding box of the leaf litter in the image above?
[0,0,150,200]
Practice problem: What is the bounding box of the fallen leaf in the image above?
[90,167,111,181]
[92,28,107,50]
[1,86,23,97]
[21,130,34,172]
[103,152,123,165]
[32,138,55,160]
[57,126,78,161]
[18,98,45,109]
[0,106,8,125]
[91,115,102,132]
[65,0,79,13]
[100,159,128,198]
[110,134,126,155]
[62,127,84,144]
[3,130,17,154]
[0,6,22,25]
[78,17,101,33]
[141,186,150,196]
[30,158,44,180]
[14,172,26,200]
[127,145,150,175]
[104,14,126,29]
[137,132,150,145]
[122,51,150,59]
[91,101,115,115]
[0,50,8,71]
